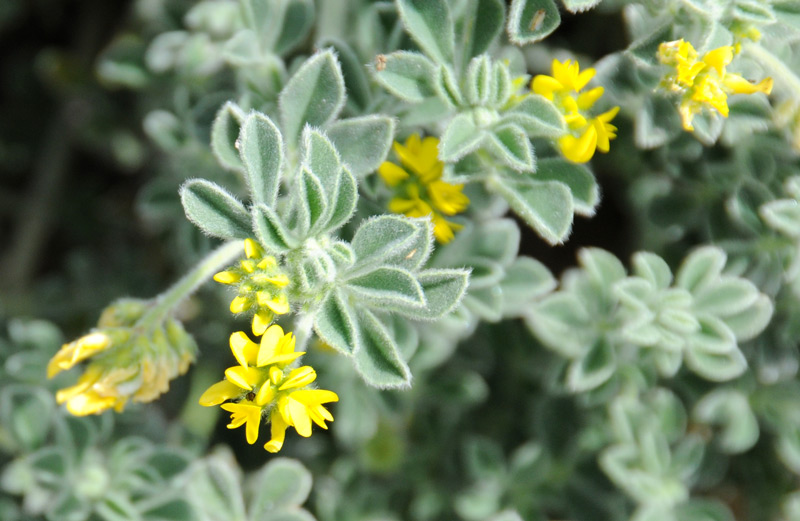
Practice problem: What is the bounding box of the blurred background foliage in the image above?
[2,0,800,520]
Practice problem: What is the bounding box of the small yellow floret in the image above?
[378,134,469,243]
[657,39,773,131]
[531,59,619,163]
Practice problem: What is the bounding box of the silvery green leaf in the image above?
[503,95,565,137]
[222,29,259,66]
[465,257,504,289]
[526,293,593,357]
[210,101,246,172]
[567,338,616,392]
[180,180,251,239]
[319,38,370,111]
[627,23,672,67]
[328,241,355,270]
[599,444,683,504]
[693,277,759,317]
[579,248,628,288]
[733,1,775,23]
[778,428,800,474]
[249,458,313,513]
[632,252,673,289]
[674,499,735,521]
[500,257,556,316]
[676,247,727,294]
[350,215,432,273]
[561,0,601,13]
[531,158,598,216]
[464,286,504,322]
[314,289,359,355]
[720,294,773,342]
[345,266,426,309]
[0,386,53,451]
[279,50,345,143]
[396,0,455,64]
[760,199,800,238]
[694,389,759,454]
[189,452,246,521]
[239,112,283,206]
[300,128,358,233]
[659,308,700,336]
[139,498,194,521]
[685,345,747,381]
[372,51,437,103]
[96,493,140,521]
[460,0,505,59]
[297,167,328,234]
[434,64,464,107]
[487,510,524,521]
[354,309,411,388]
[385,268,470,320]
[327,116,395,177]
[613,278,653,310]
[241,0,314,55]
[439,112,486,161]
[465,55,492,106]
[488,60,512,108]
[487,124,534,171]
[252,204,297,253]
[494,176,573,244]
[507,0,561,45]
[297,252,337,292]
[687,315,737,355]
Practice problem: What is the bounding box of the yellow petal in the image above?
[262,293,290,315]
[264,409,288,452]
[213,270,241,284]
[285,397,313,437]
[702,46,733,75]
[577,87,604,110]
[66,392,120,416]
[244,238,263,259]
[724,74,773,95]
[574,67,596,92]
[291,389,339,405]
[269,366,283,385]
[224,366,260,390]
[378,162,410,187]
[427,181,469,215]
[558,126,598,164]
[255,383,276,406]
[257,324,285,365]
[252,310,273,336]
[531,75,563,100]
[279,366,317,390]
[198,380,242,406]
[230,331,259,367]
[230,296,251,314]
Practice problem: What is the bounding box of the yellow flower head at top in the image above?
[378,134,469,244]
[199,324,338,453]
[657,39,773,131]
[48,299,196,416]
[532,59,620,163]
[214,238,291,335]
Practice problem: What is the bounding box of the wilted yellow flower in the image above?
[48,299,196,416]
[657,39,773,131]
[214,238,291,335]
[532,58,619,163]
[199,324,338,452]
[378,134,469,243]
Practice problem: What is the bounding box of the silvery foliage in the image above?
[0,319,317,521]
[180,49,469,389]
[372,0,600,245]
[526,247,773,392]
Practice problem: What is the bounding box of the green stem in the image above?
[744,43,800,96]
[139,241,243,328]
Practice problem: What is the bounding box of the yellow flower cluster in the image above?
[214,238,290,335]
[48,300,195,416]
[199,324,338,452]
[657,39,773,131]
[378,135,469,243]
[532,59,619,163]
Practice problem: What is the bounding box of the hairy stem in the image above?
[139,241,243,328]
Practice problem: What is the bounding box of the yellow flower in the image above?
[378,134,469,243]
[199,324,338,452]
[214,238,291,335]
[532,59,619,163]
[48,299,196,416]
[657,39,773,131]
